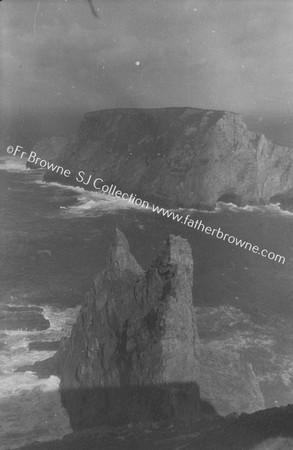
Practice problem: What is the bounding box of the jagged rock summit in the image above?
[43,107,293,209]
[57,229,201,428]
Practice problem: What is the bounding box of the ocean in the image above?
[0,155,293,449]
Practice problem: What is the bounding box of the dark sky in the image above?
[1,0,293,145]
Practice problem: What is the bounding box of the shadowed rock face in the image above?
[43,107,293,208]
[56,229,201,427]
[26,136,69,169]
[54,230,265,429]
[199,345,265,415]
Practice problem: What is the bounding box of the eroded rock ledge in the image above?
[42,107,293,209]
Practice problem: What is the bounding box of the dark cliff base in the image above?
[0,305,50,331]
[15,405,293,450]
[60,383,213,430]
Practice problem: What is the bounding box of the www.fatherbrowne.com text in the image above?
[7,146,286,265]
[76,173,285,264]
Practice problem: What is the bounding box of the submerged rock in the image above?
[28,341,60,351]
[43,107,293,209]
[4,306,43,312]
[15,357,58,378]
[0,306,50,331]
[57,229,202,428]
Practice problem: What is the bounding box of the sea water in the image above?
[1,155,293,448]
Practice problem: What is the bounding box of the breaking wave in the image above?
[34,181,152,216]
[0,304,80,449]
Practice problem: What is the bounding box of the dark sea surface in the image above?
[0,155,293,448]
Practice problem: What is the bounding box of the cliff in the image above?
[42,107,293,208]
[27,136,69,169]
[57,229,202,428]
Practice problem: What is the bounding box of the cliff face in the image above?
[27,136,69,169]
[43,107,293,208]
[57,230,202,427]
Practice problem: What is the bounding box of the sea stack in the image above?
[56,229,201,428]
